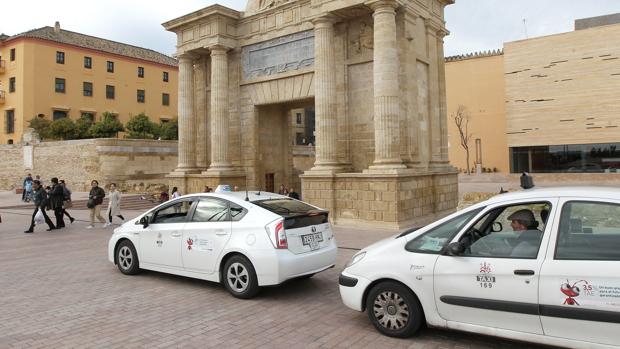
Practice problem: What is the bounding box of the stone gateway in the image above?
[163,0,457,229]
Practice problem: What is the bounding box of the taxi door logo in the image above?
[561,279,592,306]
[476,262,495,288]
[156,233,163,247]
[186,237,194,251]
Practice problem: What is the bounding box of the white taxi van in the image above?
[339,187,620,349]
[109,191,337,298]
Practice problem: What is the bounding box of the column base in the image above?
[171,167,202,175]
[203,167,245,177]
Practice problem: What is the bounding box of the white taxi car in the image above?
[108,191,337,298]
[339,187,620,349]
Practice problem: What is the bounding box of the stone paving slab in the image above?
[0,208,552,349]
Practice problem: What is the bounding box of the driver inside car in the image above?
[507,209,542,258]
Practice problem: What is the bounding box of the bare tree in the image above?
[452,105,473,175]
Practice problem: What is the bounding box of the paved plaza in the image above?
[0,192,550,349]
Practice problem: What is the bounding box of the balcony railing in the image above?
[0,59,5,73]
[0,90,5,104]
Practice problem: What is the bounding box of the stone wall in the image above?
[302,171,458,230]
[0,139,177,192]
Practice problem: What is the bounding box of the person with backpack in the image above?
[24,180,56,233]
[60,180,75,223]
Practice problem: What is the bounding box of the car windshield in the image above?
[252,198,321,216]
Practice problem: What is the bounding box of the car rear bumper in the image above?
[338,270,371,312]
[255,238,338,285]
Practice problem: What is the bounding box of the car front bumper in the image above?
[338,270,372,312]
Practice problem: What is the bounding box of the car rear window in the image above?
[253,198,328,228]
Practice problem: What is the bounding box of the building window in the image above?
[510,142,620,173]
[10,48,15,61]
[160,118,170,123]
[106,85,115,99]
[9,77,16,93]
[53,110,67,121]
[56,51,65,64]
[107,61,114,73]
[137,89,145,103]
[163,71,169,82]
[84,56,92,69]
[7,139,13,144]
[81,112,95,122]
[83,82,93,97]
[296,113,302,124]
[5,110,15,134]
[162,93,169,106]
[55,78,66,93]
[138,67,144,78]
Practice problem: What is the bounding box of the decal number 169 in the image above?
[480,282,493,288]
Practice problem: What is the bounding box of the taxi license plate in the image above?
[301,232,324,250]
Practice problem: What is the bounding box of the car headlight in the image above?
[345,251,366,268]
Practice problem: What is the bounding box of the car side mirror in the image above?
[492,222,502,232]
[139,216,149,229]
[445,242,465,256]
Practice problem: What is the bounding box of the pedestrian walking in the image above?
[22,173,33,201]
[171,187,181,212]
[49,178,65,229]
[24,180,56,233]
[60,180,75,223]
[87,180,106,229]
[278,184,288,195]
[104,183,124,227]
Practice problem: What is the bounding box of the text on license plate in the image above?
[301,232,324,250]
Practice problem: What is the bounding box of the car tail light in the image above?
[265,219,287,249]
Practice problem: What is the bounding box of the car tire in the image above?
[222,255,259,299]
[366,281,424,338]
[116,240,140,275]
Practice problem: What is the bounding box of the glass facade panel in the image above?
[510,143,620,173]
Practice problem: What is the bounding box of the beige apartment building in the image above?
[446,13,620,174]
[0,22,178,144]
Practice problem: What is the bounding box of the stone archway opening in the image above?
[256,98,315,194]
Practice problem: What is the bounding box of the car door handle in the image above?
[215,231,229,236]
[171,232,182,238]
[514,269,535,276]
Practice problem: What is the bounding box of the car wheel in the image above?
[222,255,259,299]
[116,240,140,275]
[366,281,424,338]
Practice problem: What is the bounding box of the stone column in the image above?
[426,19,442,166]
[369,0,406,170]
[436,29,450,164]
[175,53,198,172]
[206,45,233,173]
[195,56,208,169]
[309,15,342,172]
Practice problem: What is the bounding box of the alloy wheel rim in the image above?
[118,246,133,270]
[227,262,249,293]
[373,291,410,331]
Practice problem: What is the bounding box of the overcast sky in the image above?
[2,0,620,57]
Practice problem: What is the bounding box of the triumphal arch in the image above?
[164,0,457,228]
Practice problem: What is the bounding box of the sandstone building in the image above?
[163,0,458,228]
[0,22,178,145]
[446,14,620,175]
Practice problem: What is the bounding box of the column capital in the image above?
[366,0,399,12]
[424,18,443,36]
[177,52,198,62]
[311,13,338,27]
[208,45,230,55]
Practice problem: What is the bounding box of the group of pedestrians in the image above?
[278,184,300,200]
[23,176,124,233]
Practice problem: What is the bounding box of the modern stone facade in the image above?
[163,0,457,229]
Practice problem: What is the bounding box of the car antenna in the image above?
[499,187,508,194]
[245,177,249,201]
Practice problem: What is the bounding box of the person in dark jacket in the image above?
[87,180,106,229]
[49,177,65,229]
[24,180,56,233]
[59,180,75,223]
[288,187,300,200]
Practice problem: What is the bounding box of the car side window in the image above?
[405,208,483,254]
[461,202,551,259]
[230,203,247,222]
[192,198,229,222]
[556,201,620,261]
[151,199,193,224]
